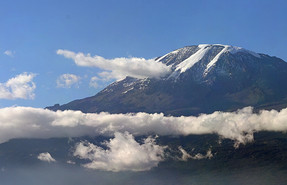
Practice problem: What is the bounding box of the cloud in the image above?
[56,49,171,81]
[74,132,165,172]
[2,106,287,171]
[56,74,80,88]
[1,106,287,145]
[0,73,36,99]
[66,160,76,164]
[37,152,56,162]
[178,147,213,161]
[4,50,15,57]
[89,76,100,88]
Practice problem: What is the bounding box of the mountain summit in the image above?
[157,44,261,80]
[48,44,287,116]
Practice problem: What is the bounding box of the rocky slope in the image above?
[47,44,287,116]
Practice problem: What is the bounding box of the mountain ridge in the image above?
[47,44,287,116]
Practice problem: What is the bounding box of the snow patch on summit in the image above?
[203,44,261,76]
[204,45,229,75]
[175,44,211,73]
[157,44,261,79]
[227,45,261,58]
[156,49,180,62]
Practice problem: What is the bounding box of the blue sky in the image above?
[1,0,287,108]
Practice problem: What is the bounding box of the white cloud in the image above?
[56,74,80,88]
[56,49,171,81]
[74,132,165,172]
[1,106,287,145]
[0,73,36,99]
[4,50,15,57]
[66,160,76,164]
[89,76,100,88]
[1,106,287,171]
[178,147,213,161]
[37,152,56,162]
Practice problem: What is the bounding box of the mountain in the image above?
[47,44,287,116]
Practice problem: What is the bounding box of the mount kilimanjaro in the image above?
[47,44,287,116]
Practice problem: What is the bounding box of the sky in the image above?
[1,0,287,108]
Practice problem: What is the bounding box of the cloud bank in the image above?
[56,49,171,80]
[1,106,287,145]
[2,106,287,171]
[0,73,36,100]
[37,152,56,163]
[74,132,165,172]
[56,74,80,88]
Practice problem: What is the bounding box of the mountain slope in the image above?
[47,44,287,116]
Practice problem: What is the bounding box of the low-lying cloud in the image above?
[0,73,36,100]
[74,132,165,172]
[37,152,56,163]
[2,106,287,171]
[178,147,213,161]
[56,49,171,80]
[1,106,287,145]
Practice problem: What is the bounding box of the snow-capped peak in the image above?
[157,44,261,79]
[211,44,260,58]
[175,44,211,73]
[155,49,180,62]
[224,45,261,58]
[203,44,261,75]
[204,45,229,75]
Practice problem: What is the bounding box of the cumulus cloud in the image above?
[178,147,213,161]
[1,106,287,145]
[56,74,80,88]
[37,152,56,162]
[74,132,165,172]
[56,49,171,81]
[4,50,15,57]
[0,73,36,99]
